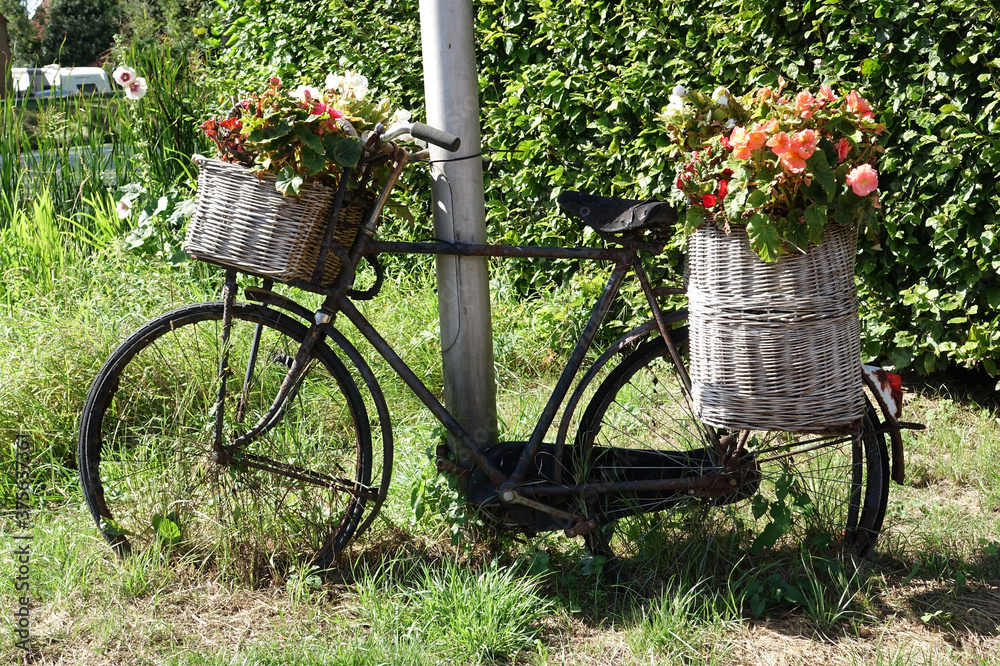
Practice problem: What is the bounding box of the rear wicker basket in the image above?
[686,222,865,433]
[184,155,371,289]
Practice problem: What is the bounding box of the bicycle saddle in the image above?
[557,191,677,234]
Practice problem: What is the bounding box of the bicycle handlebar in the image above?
[408,122,461,152]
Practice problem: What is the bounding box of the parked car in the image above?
[12,65,113,99]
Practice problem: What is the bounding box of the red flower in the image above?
[676,177,684,190]
[718,180,728,199]
[702,194,717,208]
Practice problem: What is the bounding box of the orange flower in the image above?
[846,90,874,119]
[836,137,851,162]
[819,84,837,104]
[729,127,753,160]
[767,131,791,156]
[794,90,815,119]
[789,129,819,160]
[729,126,767,160]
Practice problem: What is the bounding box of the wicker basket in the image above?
[686,222,865,433]
[184,155,372,289]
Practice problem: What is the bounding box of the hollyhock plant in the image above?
[200,73,400,196]
[659,77,884,261]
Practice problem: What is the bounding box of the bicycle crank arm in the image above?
[498,488,596,537]
[213,450,380,500]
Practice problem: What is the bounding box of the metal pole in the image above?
[419,0,498,469]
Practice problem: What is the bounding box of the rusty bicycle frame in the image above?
[212,128,910,539]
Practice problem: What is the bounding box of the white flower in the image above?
[391,109,411,124]
[290,84,321,103]
[712,86,729,106]
[113,65,137,86]
[116,200,131,219]
[671,84,688,98]
[124,77,148,100]
[342,70,369,101]
[324,73,344,91]
[725,118,737,130]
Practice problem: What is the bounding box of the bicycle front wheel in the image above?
[78,302,373,577]
[575,328,890,578]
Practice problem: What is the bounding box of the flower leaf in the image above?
[806,150,836,201]
[294,126,326,156]
[804,204,828,246]
[328,136,362,167]
[275,166,303,196]
[746,212,781,262]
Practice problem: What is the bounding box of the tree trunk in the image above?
[0,13,10,99]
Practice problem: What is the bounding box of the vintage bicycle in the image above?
[77,119,919,577]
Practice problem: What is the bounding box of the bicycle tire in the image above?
[78,301,373,577]
[575,327,890,578]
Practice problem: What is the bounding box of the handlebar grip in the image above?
[410,122,461,152]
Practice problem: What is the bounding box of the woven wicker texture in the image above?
[184,156,368,287]
[687,222,864,433]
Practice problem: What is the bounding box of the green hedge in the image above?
[214,0,1000,380]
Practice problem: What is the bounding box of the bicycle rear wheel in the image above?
[575,328,890,578]
[78,302,373,577]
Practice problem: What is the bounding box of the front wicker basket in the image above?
[686,222,865,433]
[184,155,371,289]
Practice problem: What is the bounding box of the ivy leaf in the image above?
[804,204,828,246]
[275,166,303,196]
[746,212,781,262]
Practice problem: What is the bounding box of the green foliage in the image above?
[211,0,1000,379]
[0,0,39,65]
[39,0,121,66]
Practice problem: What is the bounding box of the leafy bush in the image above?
[212,0,999,380]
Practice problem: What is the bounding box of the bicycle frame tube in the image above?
[363,240,643,483]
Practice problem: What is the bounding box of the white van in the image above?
[12,65,113,98]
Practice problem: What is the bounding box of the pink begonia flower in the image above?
[780,153,807,172]
[846,90,874,119]
[836,137,852,162]
[819,84,838,104]
[124,77,148,100]
[767,131,791,157]
[728,126,766,160]
[789,129,819,160]
[116,200,131,219]
[755,118,779,134]
[113,66,137,86]
[846,164,879,196]
[794,90,815,118]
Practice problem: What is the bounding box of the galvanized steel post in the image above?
[419,0,498,469]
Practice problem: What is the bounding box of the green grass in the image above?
[2,239,1000,663]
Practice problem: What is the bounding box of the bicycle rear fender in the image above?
[862,364,907,486]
